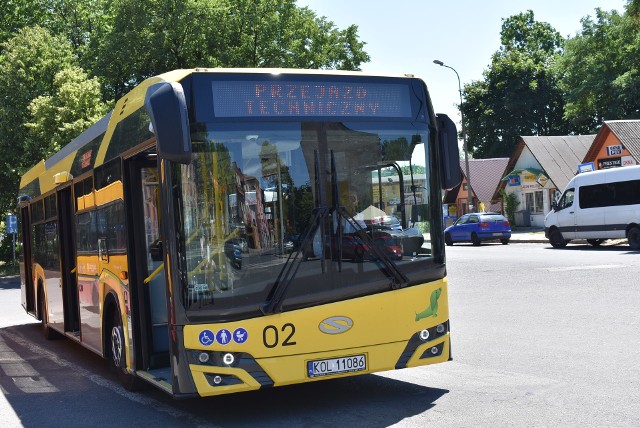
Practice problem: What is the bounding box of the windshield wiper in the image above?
[333,205,408,289]
[262,150,409,315]
[330,151,408,289]
[262,150,330,314]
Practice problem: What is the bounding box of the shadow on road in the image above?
[0,321,448,427]
[170,373,448,427]
[0,275,20,290]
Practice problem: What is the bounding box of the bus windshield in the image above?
[175,120,436,320]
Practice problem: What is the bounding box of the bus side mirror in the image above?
[145,82,192,164]
[436,113,462,190]
[552,200,558,211]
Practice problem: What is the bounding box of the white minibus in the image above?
[544,165,640,250]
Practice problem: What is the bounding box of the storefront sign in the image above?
[606,145,623,156]
[521,183,540,190]
[598,157,621,169]
[507,175,520,186]
[622,156,637,167]
[536,174,548,187]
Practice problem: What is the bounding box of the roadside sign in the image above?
[6,214,17,234]
[578,162,595,173]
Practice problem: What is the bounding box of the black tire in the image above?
[587,239,604,247]
[500,238,510,245]
[471,233,481,246]
[549,229,568,248]
[38,286,61,340]
[108,307,144,391]
[628,226,640,251]
[445,233,453,246]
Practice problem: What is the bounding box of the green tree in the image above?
[501,189,520,226]
[0,26,76,214]
[224,1,368,69]
[0,0,49,44]
[93,0,370,99]
[463,11,567,158]
[26,66,110,158]
[557,6,640,132]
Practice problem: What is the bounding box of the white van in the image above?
[544,165,640,250]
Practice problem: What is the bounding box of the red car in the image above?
[329,235,371,262]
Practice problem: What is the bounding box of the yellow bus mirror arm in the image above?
[144,263,164,284]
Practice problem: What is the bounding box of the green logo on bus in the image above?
[415,288,442,321]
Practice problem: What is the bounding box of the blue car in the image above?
[444,212,511,246]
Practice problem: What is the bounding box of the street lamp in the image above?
[433,59,473,213]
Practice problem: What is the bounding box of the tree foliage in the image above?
[91,0,370,99]
[463,4,640,159]
[463,11,567,159]
[557,7,640,132]
[26,66,110,157]
[0,26,77,213]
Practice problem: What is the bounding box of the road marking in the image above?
[0,330,220,428]
[540,264,624,272]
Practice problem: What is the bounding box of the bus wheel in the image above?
[587,239,604,247]
[445,233,453,246]
[549,229,568,248]
[109,310,144,391]
[38,287,61,340]
[628,227,640,251]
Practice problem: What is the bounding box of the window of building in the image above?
[525,191,544,213]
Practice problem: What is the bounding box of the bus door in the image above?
[19,204,35,315]
[125,158,170,372]
[57,185,80,333]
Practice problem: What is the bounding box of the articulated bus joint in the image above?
[395,320,449,369]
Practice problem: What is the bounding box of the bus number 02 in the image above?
[263,323,297,348]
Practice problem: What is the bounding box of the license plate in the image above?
[307,354,367,378]
[493,232,503,236]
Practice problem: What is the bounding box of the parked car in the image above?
[380,215,402,231]
[368,225,425,256]
[329,235,371,262]
[283,234,302,254]
[224,239,243,268]
[372,236,403,260]
[444,212,511,246]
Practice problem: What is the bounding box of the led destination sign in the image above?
[212,80,412,118]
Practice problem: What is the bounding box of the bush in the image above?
[501,190,520,225]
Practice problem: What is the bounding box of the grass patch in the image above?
[0,261,20,277]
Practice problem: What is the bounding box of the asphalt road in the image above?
[1,242,638,427]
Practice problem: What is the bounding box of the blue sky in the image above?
[297,0,627,135]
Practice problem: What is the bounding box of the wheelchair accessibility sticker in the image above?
[199,329,215,346]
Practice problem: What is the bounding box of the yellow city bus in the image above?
[17,69,461,397]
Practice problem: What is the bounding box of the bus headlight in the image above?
[223,353,235,366]
[198,352,210,363]
[419,329,430,341]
